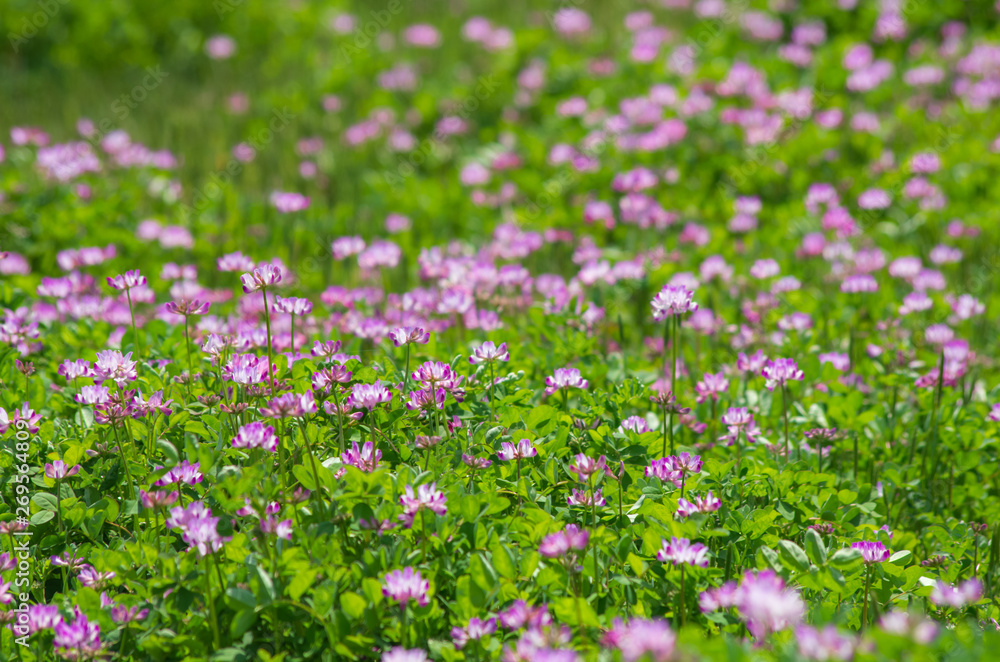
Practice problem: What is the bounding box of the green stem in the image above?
[679,565,686,628]
[403,344,411,395]
[861,566,872,630]
[489,360,497,422]
[126,289,143,361]
[332,388,345,454]
[300,424,326,518]
[782,384,790,462]
[262,288,275,392]
[204,554,221,648]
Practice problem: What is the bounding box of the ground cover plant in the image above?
[3,0,1000,660]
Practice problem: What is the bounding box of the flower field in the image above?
[3,0,1000,660]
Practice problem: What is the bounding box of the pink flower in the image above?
[93,351,137,387]
[469,341,510,364]
[602,618,676,662]
[382,567,430,607]
[545,368,588,396]
[651,285,698,320]
[569,454,607,481]
[106,270,146,291]
[240,265,282,292]
[851,540,891,564]
[451,617,497,649]
[657,537,709,567]
[259,516,293,540]
[695,372,729,403]
[761,358,804,391]
[164,299,210,316]
[269,191,310,213]
[45,460,81,480]
[498,439,538,461]
[231,421,278,452]
[398,482,448,528]
[539,524,589,558]
[346,381,393,411]
[341,441,381,472]
[795,625,857,661]
[205,34,236,59]
[389,326,430,347]
[676,491,721,518]
[930,579,982,608]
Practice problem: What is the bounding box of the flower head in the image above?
[389,326,430,346]
[651,285,698,320]
[232,421,279,452]
[347,380,393,411]
[341,441,382,472]
[106,270,146,291]
[761,358,804,391]
[930,578,983,608]
[469,341,510,364]
[451,617,497,649]
[240,264,282,292]
[54,610,103,661]
[498,439,538,461]
[851,540,891,564]
[657,537,710,567]
[398,482,448,528]
[45,460,81,480]
[382,567,430,607]
[539,524,589,559]
[545,368,588,396]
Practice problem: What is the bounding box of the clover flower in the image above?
[657,537,709,567]
[382,567,430,607]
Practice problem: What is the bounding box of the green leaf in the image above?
[778,540,810,572]
[888,550,912,566]
[252,564,276,605]
[361,577,383,608]
[804,529,828,565]
[85,512,106,539]
[525,405,558,437]
[552,597,600,627]
[30,510,55,525]
[491,543,518,580]
[225,587,256,610]
[829,548,862,570]
[287,567,315,601]
[32,493,59,511]
[230,609,257,639]
[340,591,367,619]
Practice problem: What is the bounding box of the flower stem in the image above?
[300,424,326,518]
[489,360,497,422]
[782,384,791,461]
[204,554,221,648]
[332,388,345,454]
[262,288,275,392]
[403,344,411,395]
[126,289,142,361]
[679,565,687,628]
[861,566,872,630]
